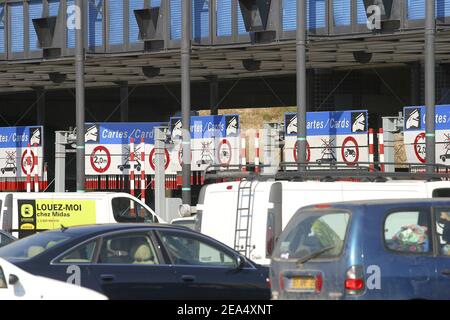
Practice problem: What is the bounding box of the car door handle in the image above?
[181,275,196,282]
[442,269,450,276]
[100,274,116,282]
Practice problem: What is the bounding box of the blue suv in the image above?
[271,199,450,300]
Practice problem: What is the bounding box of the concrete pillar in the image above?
[181,0,192,205]
[296,0,307,170]
[425,0,436,171]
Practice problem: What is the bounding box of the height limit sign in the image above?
[90,146,111,173]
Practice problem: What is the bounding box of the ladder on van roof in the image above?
[234,180,255,257]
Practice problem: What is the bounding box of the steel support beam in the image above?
[154,126,167,221]
[75,0,85,191]
[181,0,191,205]
[425,0,436,172]
[296,0,307,170]
[54,131,67,192]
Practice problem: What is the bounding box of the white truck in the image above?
[195,179,450,265]
[0,192,163,239]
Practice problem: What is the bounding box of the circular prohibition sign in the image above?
[149,148,170,171]
[293,140,311,162]
[21,149,35,175]
[413,132,426,164]
[341,136,360,166]
[217,139,232,165]
[90,146,111,173]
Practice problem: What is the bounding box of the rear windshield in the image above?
[0,232,71,261]
[274,210,350,261]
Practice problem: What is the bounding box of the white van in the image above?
[195,180,450,265]
[0,192,163,239]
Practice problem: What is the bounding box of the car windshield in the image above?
[0,232,72,261]
[274,210,350,262]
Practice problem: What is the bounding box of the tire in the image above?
[12,169,16,174]
[442,156,446,162]
[119,166,124,171]
[1,169,4,174]
[345,151,348,157]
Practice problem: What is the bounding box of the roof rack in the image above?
[203,162,450,183]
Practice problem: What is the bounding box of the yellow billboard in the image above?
[18,199,97,234]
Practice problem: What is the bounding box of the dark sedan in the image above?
[0,224,270,300]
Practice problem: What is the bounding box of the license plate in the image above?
[291,277,316,290]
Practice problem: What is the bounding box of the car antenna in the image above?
[61,224,68,232]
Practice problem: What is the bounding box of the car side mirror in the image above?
[8,274,19,286]
[236,255,246,270]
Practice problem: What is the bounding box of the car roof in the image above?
[301,198,450,210]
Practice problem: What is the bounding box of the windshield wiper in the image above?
[296,246,335,266]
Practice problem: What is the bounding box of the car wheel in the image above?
[1,169,4,174]
[13,169,16,174]
[442,156,446,162]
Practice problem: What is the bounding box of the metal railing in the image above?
[203,161,450,183]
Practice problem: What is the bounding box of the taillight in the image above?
[345,265,365,295]
[315,274,323,293]
[266,226,274,257]
[345,279,364,291]
[266,277,271,289]
[279,274,285,290]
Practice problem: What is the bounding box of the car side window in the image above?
[97,233,160,265]
[111,197,155,223]
[384,210,432,254]
[57,241,97,264]
[435,208,450,257]
[157,231,236,267]
[0,267,6,289]
[432,189,450,198]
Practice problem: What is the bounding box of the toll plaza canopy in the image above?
[1,0,450,93]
